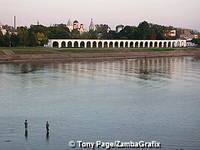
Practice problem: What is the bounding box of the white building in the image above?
[0,23,7,35]
[46,39,187,48]
[166,30,176,37]
[66,19,73,31]
[67,19,86,33]
[187,41,197,47]
[116,25,124,33]
[89,18,96,31]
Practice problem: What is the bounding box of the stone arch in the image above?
[172,42,176,47]
[125,42,129,48]
[159,42,162,47]
[93,41,97,48]
[68,41,72,48]
[135,41,139,47]
[149,41,153,47]
[168,42,171,47]
[104,41,108,48]
[163,42,167,47]
[98,41,103,48]
[177,41,180,47]
[53,41,59,48]
[120,41,124,48]
[181,41,185,47]
[154,42,158,47]
[130,42,134,48]
[114,41,119,48]
[140,41,144,47]
[80,41,85,48]
[145,41,148,47]
[86,41,91,48]
[74,41,79,48]
[61,41,66,48]
[109,42,113,48]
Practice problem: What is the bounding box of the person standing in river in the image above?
[24,120,28,137]
[24,120,28,130]
[46,121,50,135]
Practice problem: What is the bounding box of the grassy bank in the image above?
[0,47,176,55]
[57,48,175,53]
[0,47,58,55]
[1,47,200,55]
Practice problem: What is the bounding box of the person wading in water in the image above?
[24,120,28,137]
[46,121,50,135]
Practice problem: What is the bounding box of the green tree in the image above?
[17,27,29,46]
[71,29,80,39]
[28,25,48,46]
[88,30,98,39]
[106,30,117,39]
[150,29,157,40]
[192,38,200,46]
[95,24,111,39]
[10,34,20,47]
[138,21,151,40]
[80,32,90,39]
[149,23,166,40]
[35,33,48,46]
[29,25,47,34]
[47,24,71,39]
[117,26,138,39]
[3,33,11,47]
[28,32,37,46]
[0,32,5,47]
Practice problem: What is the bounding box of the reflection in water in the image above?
[0,57,189,81]
[46,133,49,143]
[0,57,192,91]
[0,57,200,150]
[20,64,42,74]
[25,129,28,140]
[192,53,200,61]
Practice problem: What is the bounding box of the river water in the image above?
[0,57,200,150]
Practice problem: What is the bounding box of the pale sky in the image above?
[0,0,200,31]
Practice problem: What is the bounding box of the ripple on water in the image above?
[0,57,200,150]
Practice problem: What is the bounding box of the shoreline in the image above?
[0,49,200,64]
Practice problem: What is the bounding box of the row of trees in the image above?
[0,26,49,47]
[80,22,180,40]
[192,38,200,46]
[0,21,197,47]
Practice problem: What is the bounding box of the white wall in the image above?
[47,39,187,48]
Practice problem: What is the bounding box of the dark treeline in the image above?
[0,21,184,47]
[192,38,200,46]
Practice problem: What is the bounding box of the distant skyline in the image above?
[0,0,200,31]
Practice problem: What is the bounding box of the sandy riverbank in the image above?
[0,48,200,63]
